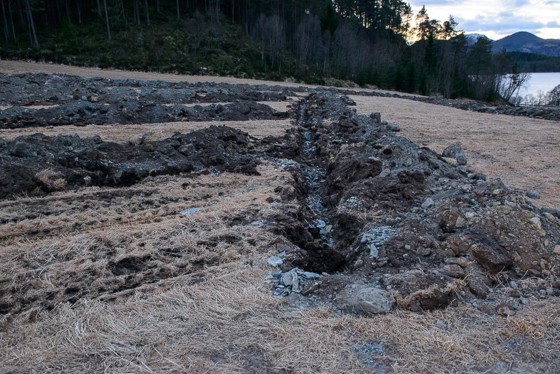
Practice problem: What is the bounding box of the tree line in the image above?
[0,0,525,101]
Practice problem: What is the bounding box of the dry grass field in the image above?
[0,60,559,373]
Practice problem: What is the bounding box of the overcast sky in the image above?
[409,0,560,40]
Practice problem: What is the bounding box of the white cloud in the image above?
[409,0,560,39]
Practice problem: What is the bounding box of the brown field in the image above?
[0,60,559,373]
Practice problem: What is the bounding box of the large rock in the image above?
[442,143,467,165]
[335,283,395,315]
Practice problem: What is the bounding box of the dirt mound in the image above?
[0,73,291,129]
[0,101,287,129]
[0,73,295,106]
[0,125,259,199]
[268,92,560,312]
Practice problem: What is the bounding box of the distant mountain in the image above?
[465,33,491,45]
[493,32,560,56]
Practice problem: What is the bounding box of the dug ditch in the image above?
[264,91,560,314]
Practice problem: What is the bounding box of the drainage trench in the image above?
[288,97,347,272]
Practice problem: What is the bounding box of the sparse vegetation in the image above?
[523,84,560,106]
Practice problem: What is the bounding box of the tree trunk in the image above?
[1,0,9,42]
[77,0,82,24]
[144,0,150,26]
[133,0,140,25]
[96,0,102,17]
[65,0,72,24]
[176,0,179,20]
[120,0,127,27]
[103,0,111,41]
[24,0,38,47]
[8,0,16,42]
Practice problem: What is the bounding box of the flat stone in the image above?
[471,244,513,274]
[281,269,300,293]
[368,243,379,258]
[302,271,321,280]
[421,197,435,210]
[179,207,200,216]
[526,189,540,199]
[249,220,266,227]
[553,246,560,255]
[443,264,465,278]
[336,284,395,315]
[465,264,492,298]
[267,256,283,267]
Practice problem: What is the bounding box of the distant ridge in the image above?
[465,33,491,45]
[493,32,560,56]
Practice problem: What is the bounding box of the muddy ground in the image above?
[0,63,559,373]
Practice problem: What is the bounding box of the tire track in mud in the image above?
[0,169,288,315]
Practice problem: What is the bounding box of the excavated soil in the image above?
[1,63,560,373]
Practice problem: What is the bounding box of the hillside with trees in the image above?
[493,32,560,57]
[0,0,525,101]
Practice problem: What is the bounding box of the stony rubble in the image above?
[268,91,560,314]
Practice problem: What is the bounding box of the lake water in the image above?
[517,72,560,101]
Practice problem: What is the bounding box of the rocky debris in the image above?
[526,189,540,199]
[359,226,398,258]
[265,268,322,296]
[0,73,295,107]
[442,143,467,165]
[0,73,295,129]
[271,91,560,313]
[370,112,382,123]
[335,283,395,315]
[351,341,390,372]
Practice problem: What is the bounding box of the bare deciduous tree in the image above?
[497,72,530,104]
[547,84,560,106]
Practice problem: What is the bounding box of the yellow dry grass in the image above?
[2,269,558,373]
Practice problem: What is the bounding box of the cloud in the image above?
[409,0,560,39]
